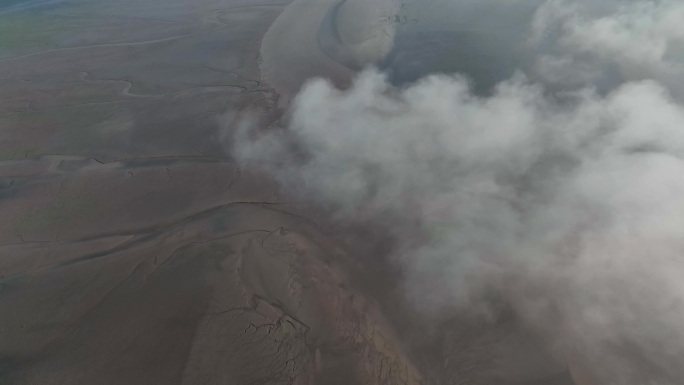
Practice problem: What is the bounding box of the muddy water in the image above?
[380,0,542,92]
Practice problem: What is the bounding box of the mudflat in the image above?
[0,0,578,384]
[0,0,421,384]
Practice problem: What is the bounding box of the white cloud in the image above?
[236,1,684,383]
[532,0,684,95]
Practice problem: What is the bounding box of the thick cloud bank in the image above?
[531,0,684,95]
[237,1,684,383]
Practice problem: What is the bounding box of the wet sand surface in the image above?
[0,0,577,384]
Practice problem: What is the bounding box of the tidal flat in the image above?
[0,0,578,384]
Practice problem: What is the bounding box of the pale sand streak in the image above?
[260,0,399,106]
[259,0,354,105]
